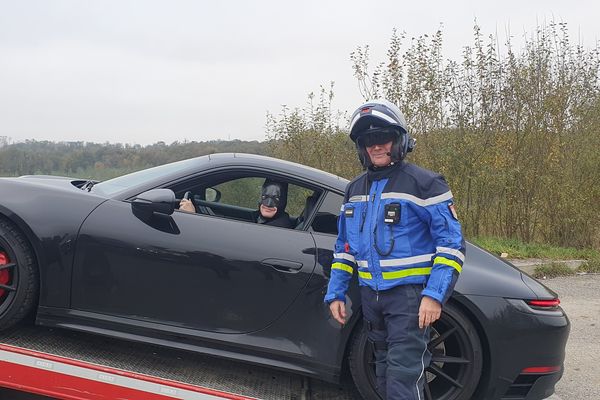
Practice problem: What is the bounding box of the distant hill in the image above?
[0,139,268,179]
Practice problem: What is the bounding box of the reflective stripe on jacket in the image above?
[324,162,465,305]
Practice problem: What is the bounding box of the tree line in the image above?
[0,140,266,181]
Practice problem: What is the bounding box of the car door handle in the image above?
[261,258,303,273]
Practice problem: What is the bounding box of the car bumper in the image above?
[460,295,570,400]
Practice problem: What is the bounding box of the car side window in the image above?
[182,175,319,230]
[213,177,263,209]
[310,191,343,235]
[211,177,312,215]
[286,184,315,216]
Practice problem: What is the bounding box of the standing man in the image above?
[324,100,465,399]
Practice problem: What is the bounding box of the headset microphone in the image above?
[386,152,392,156]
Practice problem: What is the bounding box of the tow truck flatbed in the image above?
[0,325,360,400]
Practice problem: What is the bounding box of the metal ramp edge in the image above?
[0,342,258,400]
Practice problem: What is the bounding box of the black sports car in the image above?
[0,153,569,400]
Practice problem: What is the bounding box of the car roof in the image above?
[103,153,349,200]
[205,153,348,191]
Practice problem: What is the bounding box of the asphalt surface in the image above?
[540,273,600,400]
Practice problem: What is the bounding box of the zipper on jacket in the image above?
[370,180,379,296]
[359,177,370,233]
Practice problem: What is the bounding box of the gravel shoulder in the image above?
[538,274,600,400]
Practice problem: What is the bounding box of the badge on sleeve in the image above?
[448,203,458,220]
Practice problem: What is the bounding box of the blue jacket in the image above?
[324,162,465,305]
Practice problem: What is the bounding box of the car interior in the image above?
[168,172,325,231]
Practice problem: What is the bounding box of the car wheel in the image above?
[0,218,38,330]
[349,302,483,400]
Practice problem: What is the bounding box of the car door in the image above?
[70,187,317,334]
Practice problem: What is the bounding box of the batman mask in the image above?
[258,180,288,217]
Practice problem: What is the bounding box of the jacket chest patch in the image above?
[344,207,355,218]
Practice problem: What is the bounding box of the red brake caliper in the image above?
[0,252,9,297]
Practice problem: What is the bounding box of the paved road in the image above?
[540,273,600,400]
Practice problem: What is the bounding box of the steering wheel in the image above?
[183,191,193,204]
[183,191,215,216]
[178,191,196,212]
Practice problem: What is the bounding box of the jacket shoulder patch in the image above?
[448,203,458,220]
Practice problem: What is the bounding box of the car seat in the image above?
[295,194,319,230]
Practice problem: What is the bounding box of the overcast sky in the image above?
[0,0,598,145]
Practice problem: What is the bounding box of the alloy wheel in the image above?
[0,249,18,315]
[0,218,38,330]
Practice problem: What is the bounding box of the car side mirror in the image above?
[131,189,176,220]
[205,187,221,202]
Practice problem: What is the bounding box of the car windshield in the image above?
[92,158,201,197]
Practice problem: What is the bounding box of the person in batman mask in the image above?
[178,179,293,228]
[256,179,293,228]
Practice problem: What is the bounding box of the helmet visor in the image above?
[357,128,398,148]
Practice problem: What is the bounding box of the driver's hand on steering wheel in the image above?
[179,199,196,213]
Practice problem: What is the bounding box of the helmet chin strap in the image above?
[358,148,399,169]
[377,152,395,168]
[372,161,396,169]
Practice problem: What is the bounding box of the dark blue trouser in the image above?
[361,284,431,400]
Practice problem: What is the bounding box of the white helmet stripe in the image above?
[371,109,397,124]
[350,108,398,131]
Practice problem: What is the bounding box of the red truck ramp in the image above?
[0,325,358,400]
[0,343,254,400]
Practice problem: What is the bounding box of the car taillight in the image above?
[526,299,560,309]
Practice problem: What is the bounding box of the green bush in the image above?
[577,258,600,274]
[351,24,600,249]
[471,236,600,260]
[533,263,575,279]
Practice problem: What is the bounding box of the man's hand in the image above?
[329,300,347,325]
[419,296,442,329]
[179,199,196,213]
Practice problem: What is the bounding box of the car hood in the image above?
[7,175,94,193]
[17,174,84,185]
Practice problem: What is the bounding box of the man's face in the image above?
[366,141,393,167]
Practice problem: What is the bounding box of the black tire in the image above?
[0,217,39,331]
[348,302,483,400]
